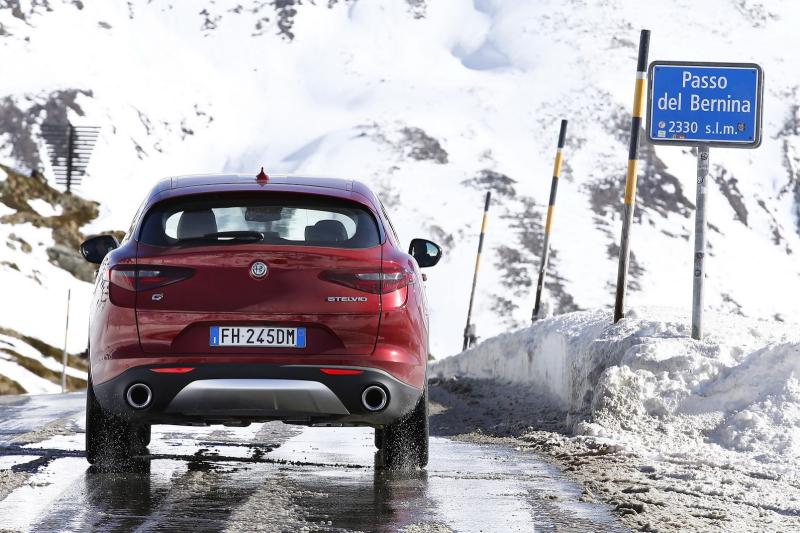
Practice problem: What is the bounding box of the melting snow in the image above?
[434,307,800,473]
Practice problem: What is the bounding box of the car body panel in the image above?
[134,242,383,355]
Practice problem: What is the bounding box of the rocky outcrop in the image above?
[364,123,449,165]
[0,164,119,281]
[462,169,517,198]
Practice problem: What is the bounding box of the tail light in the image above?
[150,367,195,374]
[321,267,414,294]
[109,266,194,291]
[320,368,364,376]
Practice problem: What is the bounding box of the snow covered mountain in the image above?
[2,0,800,375]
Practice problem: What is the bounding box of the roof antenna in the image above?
[256,167,269,182]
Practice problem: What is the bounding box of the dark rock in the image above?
[399,127,448,164]
[46,244,95,283]
[463,169,517,198]
[273,0,299,40]
[406,0,426,19]
[0,164,113,282]
[712,167,748,226]
[0,89,92,170]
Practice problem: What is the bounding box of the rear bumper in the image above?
[92,364,422,427]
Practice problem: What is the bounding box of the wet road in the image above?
[0,393,623,532]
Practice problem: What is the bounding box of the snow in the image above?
[0,357,59,395]
[0,330,87,394]
[433,307,800,475]
[2,0,800,358]
[0,457,87,531]
[25,199,62,218]
[0,216,90,391]
[0,455,40,469]
[0,334,87,381]
[0,222,92,354]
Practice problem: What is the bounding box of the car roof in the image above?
[146,174,380,212]
[164,174,356,191]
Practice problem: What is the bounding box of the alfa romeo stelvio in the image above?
[79,171,442,469]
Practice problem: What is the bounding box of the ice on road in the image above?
[0,393,622,532]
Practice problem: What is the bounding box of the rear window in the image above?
[139,194,381,249]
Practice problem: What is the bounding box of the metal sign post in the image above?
[463,191,491,351]
[61,289,71,393]
[647,61,763,339]
[692,146,709,339]
[533,119,568,322]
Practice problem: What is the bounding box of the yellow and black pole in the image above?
[613,29,650,323]
[532,119,568,322]
[463,191,491,351]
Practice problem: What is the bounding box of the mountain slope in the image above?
[0,164,95,392]
[1,0,800,359]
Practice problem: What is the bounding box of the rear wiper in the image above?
[176,231,264,244]
[204,231,264,241]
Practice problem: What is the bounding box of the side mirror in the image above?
[408,238,442,268]
[79,235,119,264]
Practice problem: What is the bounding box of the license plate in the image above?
[209,326,306,348]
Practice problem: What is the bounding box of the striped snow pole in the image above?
[463,191,491,351]
[613,29,650,323]
[532,119,568,322]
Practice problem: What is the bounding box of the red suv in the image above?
[79,173,441,469]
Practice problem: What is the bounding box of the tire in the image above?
[85,374,145,466]
[376,388,429,470]
[136,425,152,447]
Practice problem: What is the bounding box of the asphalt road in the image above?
[0,393,623,532]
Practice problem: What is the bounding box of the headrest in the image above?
[305,219,348,243]
[177,209,218,240]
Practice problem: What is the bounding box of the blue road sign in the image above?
[647,61,763,148]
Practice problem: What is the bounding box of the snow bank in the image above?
[433,307,800,468]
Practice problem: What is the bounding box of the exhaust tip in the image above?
[361,385,388,412]
[126,383,153,409]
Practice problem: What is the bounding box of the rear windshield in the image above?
[139,194,381,249]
